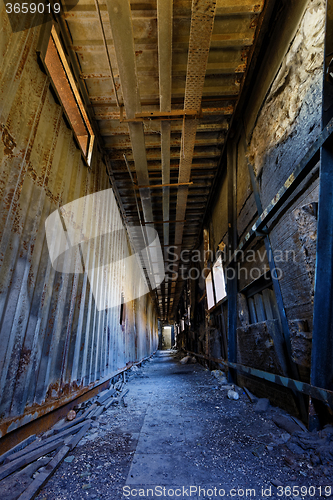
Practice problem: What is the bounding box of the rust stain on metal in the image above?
[16,349,32,378]
[250,15,260,29]
[15,29,34,82]
[241,48,250,61]
[253,3,263,13]
[235,63,247,73]
[1,126,16,156]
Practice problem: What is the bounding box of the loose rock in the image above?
[66,410,76,421]
[254,398,270,413]
[227,390,239,400]
[273,414,301,435]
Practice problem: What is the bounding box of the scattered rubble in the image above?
[207,365,333,477]
[179,355,196,365]
[211,370,228,384]
[227,390,240,400]
[0,358,153,500]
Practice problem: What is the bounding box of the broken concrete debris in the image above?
[254,398,271,413]
[227,390,240,400]
[211,370,228,384]
[272,414,304,435]
[179,355,197,365]
[205,362,333,475]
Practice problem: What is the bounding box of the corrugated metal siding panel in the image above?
[0,18,158,434]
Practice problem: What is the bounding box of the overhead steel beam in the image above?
[135,182,193,189]
[69,33,255,50]
[108,149,221,161]
[105,0,154,223]
[64,0,264,18]
[158,0,173,318]
[105,0,162,317]
[94,107,234,120]
[99,123,229,135]
[92,0,121,108]
[170,0,217,318]
[78,64,242,79]
[88,87,239,102]
[174,0,217,246]
[103,137,223,148]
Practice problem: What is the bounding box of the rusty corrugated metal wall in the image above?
[0,13,158,437]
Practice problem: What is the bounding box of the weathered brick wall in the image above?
[198,0,325,390]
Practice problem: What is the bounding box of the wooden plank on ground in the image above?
[90,406,105,420]
[97,388,117,404]
[52,413,89,435]
[7,421,86,462]
[119,389,129,400]
[67,422,91,450]
[81,403,97,420]
[243,387,257,403]
[0,439,65,481]
[0,435,36,464]
[16,446,70,500]
[0,457,50,499]
[104,398,118,409]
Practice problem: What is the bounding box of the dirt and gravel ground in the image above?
[34,350,333,500]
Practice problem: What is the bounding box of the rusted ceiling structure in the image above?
[61,0,267,321]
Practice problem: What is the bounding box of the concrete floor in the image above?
[36,351,331,500]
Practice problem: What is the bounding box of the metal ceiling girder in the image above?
[105,0,153,223]
[157,0,173,115]
[169,0,217,318]
[157,0,173,304]
[64,0,263,18]
[173,0,217,310]
[105,0,160,314]
[94,107,234,120]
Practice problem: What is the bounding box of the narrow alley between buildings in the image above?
[21,351,333,500]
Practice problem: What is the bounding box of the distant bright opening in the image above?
[162,326,172,349]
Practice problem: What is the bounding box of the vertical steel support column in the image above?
[244,138,298,375]
[311,1,333,406]
[243,134,308,421]
[227,140,237,381]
